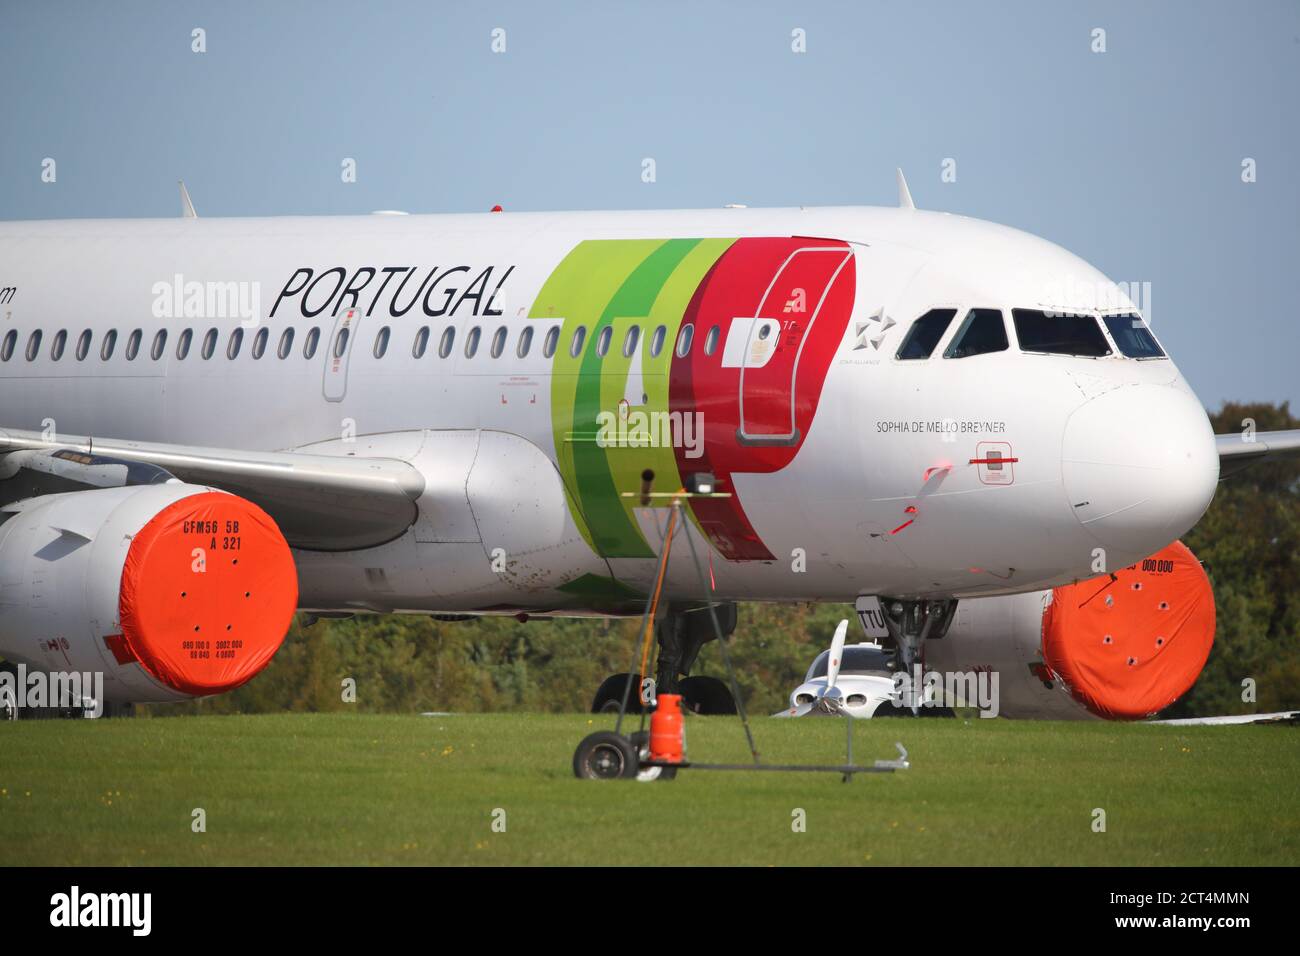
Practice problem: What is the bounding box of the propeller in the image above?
[825,618,847,689]
[781,619,850,717]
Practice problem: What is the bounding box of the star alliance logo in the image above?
[852,308,895,350]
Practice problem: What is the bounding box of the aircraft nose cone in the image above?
[1062,384,1218,557]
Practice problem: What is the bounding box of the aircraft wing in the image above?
[1216,428,1300,478]
[1149,711,1300,726]
[0,426,425,551]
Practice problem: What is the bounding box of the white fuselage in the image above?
[0,206,1219,614]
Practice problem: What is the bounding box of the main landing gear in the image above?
[578,602,741,781]
[589,603,739,716]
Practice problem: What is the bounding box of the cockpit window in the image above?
[807,646,892,680]
[1012,309,1111,357]
[896,308,956,360]
[943,308,1008,359]
[1103,314,1166,359]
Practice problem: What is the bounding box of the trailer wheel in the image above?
[629,730,678,781]
[572,731,639,780]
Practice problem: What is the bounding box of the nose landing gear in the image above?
[879,598,958,711]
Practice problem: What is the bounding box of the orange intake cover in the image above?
[117,492,298,697]
[1042,539,1215,719]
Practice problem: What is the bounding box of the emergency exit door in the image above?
[323,308,360,402]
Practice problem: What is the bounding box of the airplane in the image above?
[774,619,919,720]
[1,173,1297,729]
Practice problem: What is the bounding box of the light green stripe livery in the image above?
[528,237,736,558]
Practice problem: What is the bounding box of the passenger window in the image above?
[25,330,42,362]
[675,324,694,357]
[1103,314,1166,359]
[595,326,612,357]
[623,325,640,358]
[252,327,269,359]
[227,328,244,360]
[649,325,666,357]
[278,328,295,359]
[944,309,1008,359]
[151,329,168,361]
[542,325,559,358]
[896,309,957,360]
[1,330,16,361]
[517,326,534,358]
[51,330,68,361]
[570,325,587,358]
[438,326,455,358]
[464,326,481,357]
[332,327,350,359]
[76,330,93,361]
[201,328,218,360]
[374,326,391,359]
[175,329,192,360]
[490,325,507,358]
[303,327,320,359]
[101,330,118,361]
[1012,309,1110,357]
[124,329,142,360]
[413,326,430,359]
[703,325,720,356]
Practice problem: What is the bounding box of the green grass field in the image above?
[1,713,1296,866]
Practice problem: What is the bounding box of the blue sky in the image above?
[1,1,1296,406]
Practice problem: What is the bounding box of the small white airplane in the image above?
[0,174,1296,716]
[775,620,904,719]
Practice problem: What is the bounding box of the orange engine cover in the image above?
[1042,539,1215,719]
[117,491,298,697]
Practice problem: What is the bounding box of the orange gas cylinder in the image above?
[649,693,686,764]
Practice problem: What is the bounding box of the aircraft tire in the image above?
[589,673,647,715]
[680,675,737,715]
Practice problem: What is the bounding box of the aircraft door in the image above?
[737,246,855,445]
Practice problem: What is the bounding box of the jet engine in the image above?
[921,540,1215,719]
[0,483,297,707]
